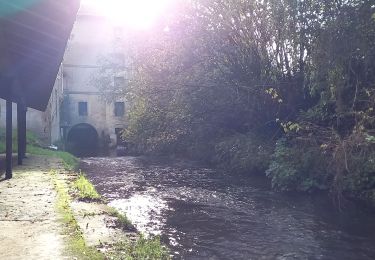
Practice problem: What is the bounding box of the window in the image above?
[114,76,125,87]
[114,102,124,117]
[78,102,88,116]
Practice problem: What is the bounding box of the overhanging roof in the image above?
[0,0,80,111]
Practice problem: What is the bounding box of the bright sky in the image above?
[81,0,172,30]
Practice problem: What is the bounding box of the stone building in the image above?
[1,4,128,156]
[60,5,127,156]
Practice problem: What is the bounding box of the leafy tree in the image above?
[96,0,375,204]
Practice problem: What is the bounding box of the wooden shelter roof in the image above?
[0,0,80,111]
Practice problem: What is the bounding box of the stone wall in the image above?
[61,10,127,148]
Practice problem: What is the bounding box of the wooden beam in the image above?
[6,100,12,179]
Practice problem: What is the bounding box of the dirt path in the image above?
[0,156,67,260]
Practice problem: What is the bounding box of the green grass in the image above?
[0,128,79,171]
[73,173,101,200]
[109,236,170,260]
[63,173,169,259]
[107,207,134,230]
[0,128,40,151]
[130,235,170,260]
[50,170,104,260]
[27,145,79,171]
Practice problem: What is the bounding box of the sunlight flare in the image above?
[81,0,172,29]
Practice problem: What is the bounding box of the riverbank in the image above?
[126,133,375,209]
[0,153,170,259]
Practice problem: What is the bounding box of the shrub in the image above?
[266,138,330,192]
[213,133,272,174]
[266,133,375,202]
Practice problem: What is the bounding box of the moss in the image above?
[50,169,104,260]
[73,173,101,200]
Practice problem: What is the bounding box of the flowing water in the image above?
[81,156,375,260]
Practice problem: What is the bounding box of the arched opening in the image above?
[67,123,98,157]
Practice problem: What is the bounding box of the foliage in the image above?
[96,0,375,204]
[73,173,101,200]
[267,131,375,202]
[266,138,330,192]
[213,133,272,174]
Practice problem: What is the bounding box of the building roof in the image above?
[0,0,80,111]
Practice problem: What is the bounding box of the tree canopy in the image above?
[98,0,375,205]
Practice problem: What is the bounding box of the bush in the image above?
[266,138,330,192]
[213,133,272,174]
[340,147,375,204]
[266,135,375,197]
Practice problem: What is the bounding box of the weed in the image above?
[109,235,170,260]
[108,207,135,230]
[73,173,101,200]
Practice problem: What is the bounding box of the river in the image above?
[81,156,375,260]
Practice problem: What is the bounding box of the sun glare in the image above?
[82,0,172,30]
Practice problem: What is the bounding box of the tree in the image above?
[95,0,375,203]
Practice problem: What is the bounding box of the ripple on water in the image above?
[81,156,375,260]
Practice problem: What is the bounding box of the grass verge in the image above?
[73,173,101,200]
[27,145,79,171]
[50,169,104,260]
[0,128,79,171]
[65,171,170,259]
[109,236,171,260]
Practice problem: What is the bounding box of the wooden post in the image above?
[17,103,26,165]
[6,100,12,179]
[22,107,27,159]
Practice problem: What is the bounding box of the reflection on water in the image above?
[109,194,169,236]
[81,156,375,259]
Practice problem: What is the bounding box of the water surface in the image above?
[81,156,375,259]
